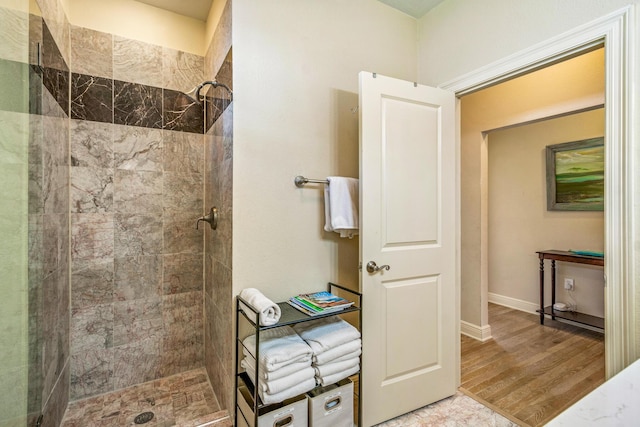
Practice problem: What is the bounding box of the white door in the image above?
[359,72,458,426]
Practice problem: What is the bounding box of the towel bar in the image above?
[294,175,329,187]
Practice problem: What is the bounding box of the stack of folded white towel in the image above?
[293,316,361,386]
[241,326,316,404]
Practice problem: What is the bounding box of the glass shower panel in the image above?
[0,0,31,425]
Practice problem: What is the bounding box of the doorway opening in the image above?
[442,5,634,377]
[455,47,606,426]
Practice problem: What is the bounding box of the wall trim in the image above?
[488,293,538,314]
[489,293,606,334]
[443,6,636,378]
[460,320,492,342]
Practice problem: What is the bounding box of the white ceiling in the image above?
[377,0,445,18]
[134,0,445,21]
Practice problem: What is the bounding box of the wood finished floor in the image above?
[460,303,605,427]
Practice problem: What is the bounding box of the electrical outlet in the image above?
[564,278,574,290]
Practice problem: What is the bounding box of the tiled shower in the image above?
[0,0,233,425]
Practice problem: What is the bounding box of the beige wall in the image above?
[232,0,417,301]
[417,0,638,86]
[64,0,206,55]
[488,110,605,317]
[459,48,605,327]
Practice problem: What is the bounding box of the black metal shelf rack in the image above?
[234,282,362,427]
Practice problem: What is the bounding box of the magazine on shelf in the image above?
[287,291,354,316]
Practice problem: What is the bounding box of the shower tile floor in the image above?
[61,368,231,427]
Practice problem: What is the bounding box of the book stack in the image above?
[288,291,354,316]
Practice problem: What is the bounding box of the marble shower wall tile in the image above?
[70,166,114,213]
[212,261,232,330]
[113,36,162,87]
[161,292,203,377]
[41,265,70,395]
[205,48,232,131]
[205,0,232,82]
[70,73,113,123]
[112,297,163,346]
[42,67,70,119]
[114,213,163,257]
[29,13,43,67]
[162,47,204,93]
[42,22,70,117]
[70,213,114,262]
[163,253,202,295]
[113,255,162,302]
[66,29,210,401]
[113,337,162,390]
[70,120,114,168]
[163,130,204,174]
[113,125,162,171]
[42,114,69,168]
[70,349,114,400]
[163,211,203,255]
[113,80,162,129]
[38,0,71,67]
[113,169,162,214]
[42,20,67,72]
[163,171,203,214]
[203,0,233,410]
[70,303,113,353]
[163,89,204,134]
[42,212,69,276]
[42,361,69,427]
[70,25,112,78]
[71,259,114,309]
[41,70,68,119]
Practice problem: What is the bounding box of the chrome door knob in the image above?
[366,261,390,273]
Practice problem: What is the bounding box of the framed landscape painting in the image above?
[546,137,604,211]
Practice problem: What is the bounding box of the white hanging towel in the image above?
[324,176,359,238]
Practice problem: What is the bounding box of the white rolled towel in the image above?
[293,316,361,355]
[313,338,362,365]
[239,288,281,326]
[243,326,313,372]
[317,363,360,387]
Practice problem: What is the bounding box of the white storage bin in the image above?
[237,384,308,427]
[307,378,354,427]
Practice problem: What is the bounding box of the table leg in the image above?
[539,257,544,325]
[551,260,556,320]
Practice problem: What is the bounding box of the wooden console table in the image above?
[536,250,604,331]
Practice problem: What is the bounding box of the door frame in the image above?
[440,6,636,378]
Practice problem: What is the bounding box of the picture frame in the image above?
[545,137,604,211]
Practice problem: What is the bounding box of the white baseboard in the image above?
[460,320,492,342]
[460,294,537,342]
[488,292,539,315]
[488,292,604,333]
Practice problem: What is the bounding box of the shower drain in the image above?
[134,411,155,424]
